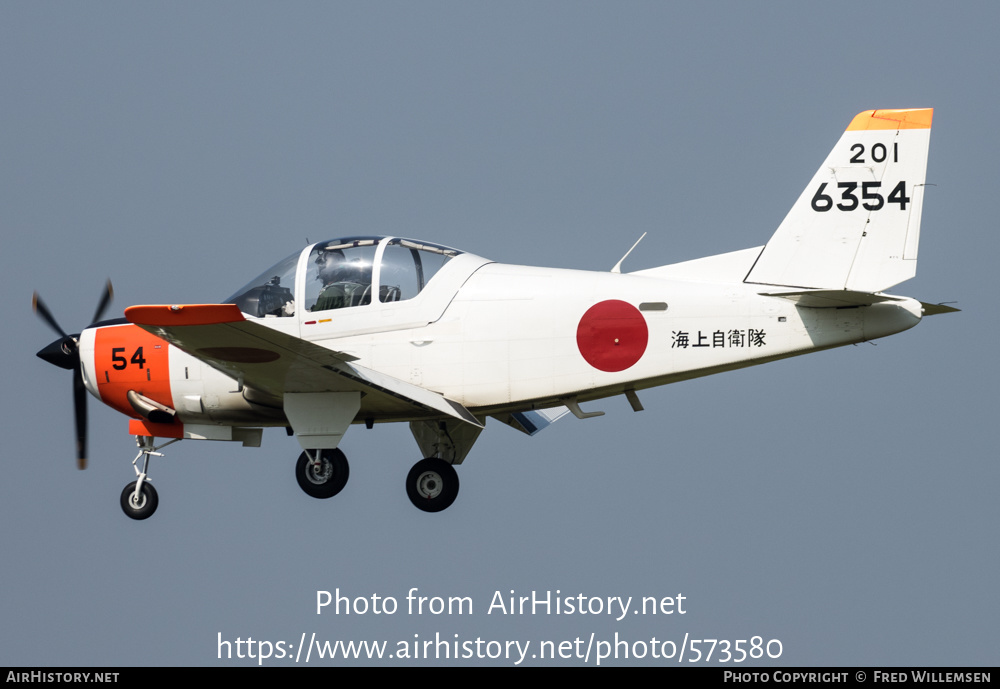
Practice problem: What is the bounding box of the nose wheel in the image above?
[119,436,177,520]
[295,448,350,499]
[406,457,459,512]
[120,481,159,520]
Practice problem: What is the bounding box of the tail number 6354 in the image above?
[811,181,910,212]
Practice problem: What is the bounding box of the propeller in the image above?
[33,280,114,470]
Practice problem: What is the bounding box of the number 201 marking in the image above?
[849,142,898,164]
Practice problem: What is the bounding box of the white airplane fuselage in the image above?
[77,251,922,429]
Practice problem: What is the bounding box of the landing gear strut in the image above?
[120,436,177,520]
[295,448,350,499]
[406,457,459,513]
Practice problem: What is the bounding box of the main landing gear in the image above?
[290,417,474,513]
[406,457,460,513]
[120,436,178,520]
[291,447,461,513]
[295,448,350,498]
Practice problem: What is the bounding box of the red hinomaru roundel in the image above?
[576,300,648,372]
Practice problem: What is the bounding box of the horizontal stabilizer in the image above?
[920,302,960,316]
[759,290,905,308]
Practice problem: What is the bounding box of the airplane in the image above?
[34,107,957,520]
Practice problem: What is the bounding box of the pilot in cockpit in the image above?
[312,248,372,311]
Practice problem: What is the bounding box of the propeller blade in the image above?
[91,279,114,325]
[32,292,69,339]
[73,364,88,470]
[34,281,112,469]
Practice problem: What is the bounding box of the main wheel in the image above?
[296,448,349,499]
[120,481,159,520]
[406,458,459,513]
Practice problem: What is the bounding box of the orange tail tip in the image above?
[846,108,933,131]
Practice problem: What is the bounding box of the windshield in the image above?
[224,250,299,318]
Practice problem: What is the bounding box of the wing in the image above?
[125,304,482,427]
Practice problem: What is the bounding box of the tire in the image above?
[120,481,159,520]
[406,458,459,513]
[295,448,349,499]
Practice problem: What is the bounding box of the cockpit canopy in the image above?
[225,236,463,318]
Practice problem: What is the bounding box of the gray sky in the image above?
[2,1,995,666]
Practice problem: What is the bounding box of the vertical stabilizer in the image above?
[745,108,932,293]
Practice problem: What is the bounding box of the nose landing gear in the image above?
[120,436,178,520]
[120,481,158,520]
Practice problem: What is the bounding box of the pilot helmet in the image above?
[316,248,346,284]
